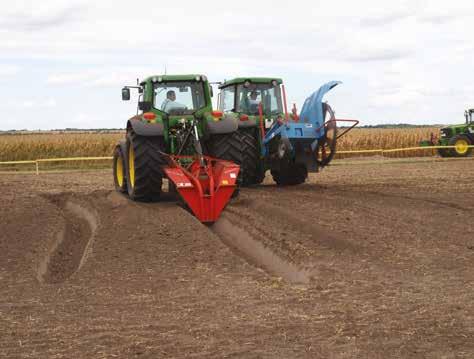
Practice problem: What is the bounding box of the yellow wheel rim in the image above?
[128,144,135,188]
[116,153,124,187]
[455,139,469,154]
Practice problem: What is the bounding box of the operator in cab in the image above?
[247,90,261,114]
[161,90,186,112]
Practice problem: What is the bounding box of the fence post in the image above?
[36,161,39,175]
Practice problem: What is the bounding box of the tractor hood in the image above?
[441,124,465,136]
[444,124,468,130]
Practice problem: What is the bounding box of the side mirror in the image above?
[138,101,152,112]
[122,87,130,101]
[209,86,214,98]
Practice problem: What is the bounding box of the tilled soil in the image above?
[1,158,473,358]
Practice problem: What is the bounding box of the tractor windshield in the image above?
[236,83,283,115]
[154,81,205,115]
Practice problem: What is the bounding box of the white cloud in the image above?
[20,98,57,109]
[0,64,20,77]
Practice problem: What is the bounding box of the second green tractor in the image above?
[421,109,474,157]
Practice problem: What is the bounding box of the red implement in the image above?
[163,155,240,224]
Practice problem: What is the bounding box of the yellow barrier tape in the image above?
[337,149,383,154]
[0,156,113,175]
[0,146,473,175]
[0,160,37,165]
[36,156,113,162]
[338,145,474,154]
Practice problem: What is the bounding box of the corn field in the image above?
[335,127,439,158]
[0,132,122,171]
[0,133,123,162]
[0,128,440,169]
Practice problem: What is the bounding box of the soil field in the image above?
[1,158,473,358]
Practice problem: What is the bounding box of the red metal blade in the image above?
[164,158,239,223]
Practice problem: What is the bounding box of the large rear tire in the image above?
[113,145,128,193]
[126,130,167,201]
[449,135,472,157]
[207,132,242,197]
[239,128,264,185]
[208,131,242,164]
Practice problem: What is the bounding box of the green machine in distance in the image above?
[421,109,474,157]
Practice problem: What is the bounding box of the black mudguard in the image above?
[127,118,164,136]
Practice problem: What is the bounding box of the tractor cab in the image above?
[465,109,474,124]
[121,74,234,156]
[219,78,284,130]
[122,74,213,124]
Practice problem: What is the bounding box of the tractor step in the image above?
[163,155,240,223]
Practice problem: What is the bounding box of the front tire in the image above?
[126,130,167,201]
[113,145,128,193]
[271,163,307,186]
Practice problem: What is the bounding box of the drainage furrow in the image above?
[211,212,313,284]
[38,197,98,284]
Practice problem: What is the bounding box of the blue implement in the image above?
[262,81,341,172]
[298,80,341,139]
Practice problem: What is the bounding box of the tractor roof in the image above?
[219,77,283,88]
[141,74,208,84]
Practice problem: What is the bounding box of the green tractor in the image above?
[113,74,241,203]
[217,77,285,185]
[421,109,474,157]
[217,77,354,186]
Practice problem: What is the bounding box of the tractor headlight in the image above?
[157,76,163,82]
[195,76,201,81]
[271,80,278,87]
[201,75,207,82]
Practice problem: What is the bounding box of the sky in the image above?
[0,0,473,130]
